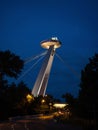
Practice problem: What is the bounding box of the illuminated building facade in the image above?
[32,37,61,97]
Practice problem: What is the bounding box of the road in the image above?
[0,115,83,130]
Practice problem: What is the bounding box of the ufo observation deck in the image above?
[41,37,61,49]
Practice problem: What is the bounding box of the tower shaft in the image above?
[32,45,55,97]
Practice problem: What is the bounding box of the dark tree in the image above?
[62,93,77,115]
[11,82,31,116]
[62,93,74,105]
[0,81,31,118]
[0,50,24,78]
[78,53,98,119]
[17,81,31,100]
[0,50,24,119]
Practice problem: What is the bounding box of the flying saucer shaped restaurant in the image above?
[41,37,61,49]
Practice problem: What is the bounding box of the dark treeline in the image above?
[62,53,98,129]
[0,81,31,120]
[65,54,98,118]
[0,50,30,120]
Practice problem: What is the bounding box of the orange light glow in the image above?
[26,94,34,103]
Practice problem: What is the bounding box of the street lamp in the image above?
[26,94,34,103]
[41,99,45,104]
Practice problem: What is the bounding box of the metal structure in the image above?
[31,37,61,97]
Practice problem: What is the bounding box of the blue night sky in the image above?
[0,0,98,100]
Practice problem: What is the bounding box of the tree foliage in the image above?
[0,81,31,119]
[78,53,98,118]
[0,50,27,119]
[0,50,24,78]
[62,93,77,116]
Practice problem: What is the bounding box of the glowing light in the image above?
[41,37,61,49]
[26,94,34,103]
[51,37,58,40]
[41,99,45,103]
[53,103,68,108]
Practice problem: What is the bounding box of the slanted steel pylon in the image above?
[32,37,61,97]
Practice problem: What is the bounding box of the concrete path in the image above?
[0,115,83,130]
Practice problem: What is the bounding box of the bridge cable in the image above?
[55,53,80,79]
[24,51,47,64]
[17,55,45,81]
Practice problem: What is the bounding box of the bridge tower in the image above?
[32,37,61,97]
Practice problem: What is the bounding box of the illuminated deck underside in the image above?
[41,40,61,49]
[32,38,61,97]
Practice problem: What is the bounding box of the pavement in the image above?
[0,115,83,130]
